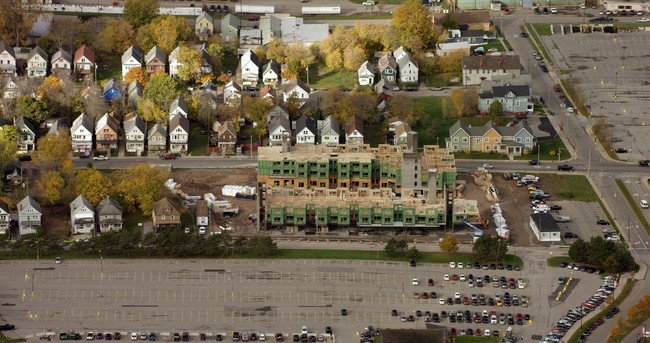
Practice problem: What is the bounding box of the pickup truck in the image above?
[640,160,650,167]
[557,164,574,171]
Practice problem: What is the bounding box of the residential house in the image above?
[387,117,403,132]
[239,28,263,48]
[196,199,210,229]
[26,46,48,77]
[127,80,143,108]
[282,79,310,103]
[393,122,412,145]
[50,49,72,78]
[216,120,237,154]
[47,119,67,135]
[261,84,276,100]
[317,115,340,146]
[102,79,122,101]
[152,197,181,231]
[124,114,146,153]
[169,97,189,118]
[169,114,189,153]
[259,14,328,45]
[195,11,215,41]
[295,115,316,145]
[168,46,181,78]
[478,84,532,114]
[96,197,123,232]
[147,124,167,152]
[197,46,213,75]
[15,116,36,154]
[357,61,375,86]
[267,114,290,146]
[95,113,120,150]
[2,78,19,99]
[121,45,143,80]
[70,195,95,234]
[0,200,9,235]
[267,104,289,123]
[73,44,95,77]
[432,11,491,30]
[17,196,41,236]
[223,81,241,105]
[240,50,259,85]
[462,55,521,86]
[0,41,17,76]
[145,46,166,75]
[345,115,364,145]
[221,14,240,43]
[377,53,397,84]
[393,47,418,84]
[374,79,394,100]
[446,120,535,156]
[261,59,280,86]
[71,113,93,153]
[435,42,471,57]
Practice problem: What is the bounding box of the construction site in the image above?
[256,135,482,233]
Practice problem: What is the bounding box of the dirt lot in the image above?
[171,168,258,231]
[492,174,537,247]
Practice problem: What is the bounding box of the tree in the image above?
[246,236,277,258]
[285,93,301,120]
[137,98,167,123]
[0,127,18,174]
[112,164,169,215]
[450,89,479,117]
[94,18,135,53]
[266,39,286,64]
[37,171,65,208]
[283,43,314,77]
[391,0,436,52]
[206,43,225,74]
[472,235,509,263]
[46,18,88,52]
[123,0,160,29]
[387,95,423,126]
[35,76,78,118]
[440,14,460,30]
[489,100,503,116]
[406,247,420,260]
[176,46,203,82]
[124,67,148,86]
[384,238,409,258]
[32,131,74,175]
[0,0,38,46]
[14,96,48,125]
[75,169,113,206]
[82,86,109,121]
[143,73,188,111]
[343,45,367,71]
[136,15,192,54]
[439,235,459,252]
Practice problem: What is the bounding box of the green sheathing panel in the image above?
[404,207,416,225]
[294,206,307,225]
[381,207,394,225]
[268,206,285,225]
[393,204,404,222]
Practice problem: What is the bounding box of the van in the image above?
[641,200,649,208]
[555,216,571,223]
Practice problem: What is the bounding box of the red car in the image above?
[554,85,562,92]
[475,329,482,336]
[451,274,459,281]
[428,278,434,286]
[421,292,429,299]
[450,328,457,336]
[160,153,177,160]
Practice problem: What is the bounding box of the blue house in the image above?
[103,79,122,101]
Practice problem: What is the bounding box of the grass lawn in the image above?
[514,137,570,161]
[123,211,149,231]
[424,73,461,87]
[221,53,239,80]
[481,39,507,52]
[616,179,650,236]
[455,152,510,160]
[536,174,598,201]
[96,55,121,84]
[188,126,209,156]
[301,62,357,89]
[533,23,553,36]
[454,337,500,343]
[547,256,571,267]
[413,97,456,146]
[0,332,27,343]
[524,24,553,65]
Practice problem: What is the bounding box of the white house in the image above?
[196,200,210,228]
[262,60,280,86]
[70,113,93,153]
[121,45,143,80]
[169,97,189,118]
[394,47,419,84]
[96,197,123,232]
[357,61,375,86]
[318,115,340,146]
[462,55,522,86]
[282,79,310,102]
[169,114,189,153]
[124,114,146,153]
[169,46,181,78]
[530,213,561,242]
[0,41,17,76]
[70,194,95,234]
[15,116,36,154]
[17,196,41,236]
[223,81,241,105]
[50,49,72,78]
[345,115,364,145]
[27,46,48,78]
[240,49,260,85]
[0,200,10,235]
[295,115,316,145]
[268,114,290,146]
[2,78,19,99]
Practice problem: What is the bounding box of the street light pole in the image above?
[614,72,618,100]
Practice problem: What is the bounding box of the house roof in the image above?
[195,11,214,25]
[153,197,180,216]
[18,196,41,215]
[374,79,393,96]
[296,115,315,135]
[241,49,259,67]
[96,113,120,134]
[531,212,560,232]
[121,45,143,64]
[462,55,522,71]
[357,60,374,76]
[283,78,310,95]
[261,85,275,98]
[27,46,47,62]
[345,115,363,136]
[396,53,418,70]
[124,114,146,135]
[268,113,290,134]
[169,97,188,115]
[128,80,144,95]
[15,115,35,134]
[71,194,93,213]
[103,79,121,94]
[378,53,397,72]
[394,122,412,138]
[490,85,530,98]
[450,120,532,138]
[222,13,240,29]
[96,197,123,215]
[48,119,67,135]
[72,113,93,133]
[218,120,236,137]
[0,199,8,214]
[0,41,15,58]
[170,113,189,132]
[433,11,490,26]
[393,46,407,59]
[225,80,241,91]
[463,29,485,38]
[146,45,166,64]
[387,116,403,124]
[51,49,71,64]
[148,123,167,139]
[319,115,340,136]
[262,59,280,76]
[74,44,95,64]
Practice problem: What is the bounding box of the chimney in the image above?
[406,131,418,153]
[427,168,438,204]
[281,131,290,153]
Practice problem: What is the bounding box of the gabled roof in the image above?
[283,78,310,94]
[450,119,532,138]
[319,115,340,136]
[357,60,374,76]
[15,115,35,134]
[48,119,67,135]
[495,121,533,138]
[95,113,120,134]
[70,194,93,213]
[393,46,407,59]
[268,104,289,121]
[462,29,484,38]
[27,46,47,62]
[462,55,521,71]
[296,115,315,135]
[170,113,189,133]
[222,13,240,28]
[121,45,143,64]
[96,197,123,216]
[51,49,71,64]
[153,197,180,216]
[124,114,146,135]
[74,44,95,64]
[0,41,15,58]
[103,79,121,94]
[72,113,93,134]
[0,199,8,215]
[225,80,241,91]
[146,45,166,64]
[490,85,530,98]
[169,97,188,115]
[148,123,167,139]
[262,59,280,76]
[397,53,418,70]
[18,196,41,215]
[195,11,214,25]
[378,53,397,72]
[394,122,412,138]
[128,80,144,95]
[218,120,236,137]
[241,49,259,67]
[169,46,181,62]
[345,115,363,136]
[268,113,290,134]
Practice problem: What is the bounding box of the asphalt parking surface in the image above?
[550,200,613,242]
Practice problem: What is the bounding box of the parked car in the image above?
[93,155,109,161]
[557,164,574,171]
[528,160,539,165]
[18,155,32,162]
[597,219,610,225]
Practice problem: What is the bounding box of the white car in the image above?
[641,199,649,208]
[454,292,461,299]
[457,262,464,269]
[485,329,491,336]
[86,332,95,341]
[301,326,308,334]
[258,334,266,341]
[482,164,494,169]
[55,256,62,264]
[362,0,375,5]
[412,278,419,286]
[438,298,445,305]
[459,274,466,282]
[443,274,450,281]
[550,7,557,13]
[93,155,108,161]
[638,17,650,22]
[199,227,207,235]
[449,262,456,269]
[131,333,138,341]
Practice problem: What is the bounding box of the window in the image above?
[453,137,459,142]
[525,137,531,142]
[495,138,500,143]
[483,137,489,142]
[516,137,521,143]
[486,145,490,150]
[516,101,520,106]
[462,137,468,142]
[161,215,165,220]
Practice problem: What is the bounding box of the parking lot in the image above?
[0,258,611,342]
[550,200,614,242]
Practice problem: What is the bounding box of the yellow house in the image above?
[481,126,503,153]
[195,12,215,41]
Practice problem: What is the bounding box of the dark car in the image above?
[215,334,223,341]
[615,148,628,153]
[79,154,90,159]
[223,5,229,12]
[341,309,348,316]
[18,155,32,162]
[551,205,562,210]
[160,153,177,160]
[410,260,416,267]
[597,219,610,225]
[557,164,574,171]
[0,324,16,331]
[181,333,189,342]
[640,160,650,167]
[216,5,222,12]
[541,66,549,73]
[105,333,113,340]
[520,32,527,37]
[405,86,419,92]
[274,333,283,342]
[325,327,332,335]
[528,160,539,165]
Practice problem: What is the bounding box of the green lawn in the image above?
[455,152,510,160]
[221,53,239,80]
[454,337,500,343]
[96,55,121,83]
[616,179,650,237]
[514,137,571,161]
[0,332,27,343]
[547,256,571,267]
[413,97,456,146]
[524,24,553,65]
[423,73,461,87]
[533,23,553,36]
[123,211,149,231]
[188,126,209,156]
[536,174,599,201]
[481,39,507,52]
[301,63,357,89]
